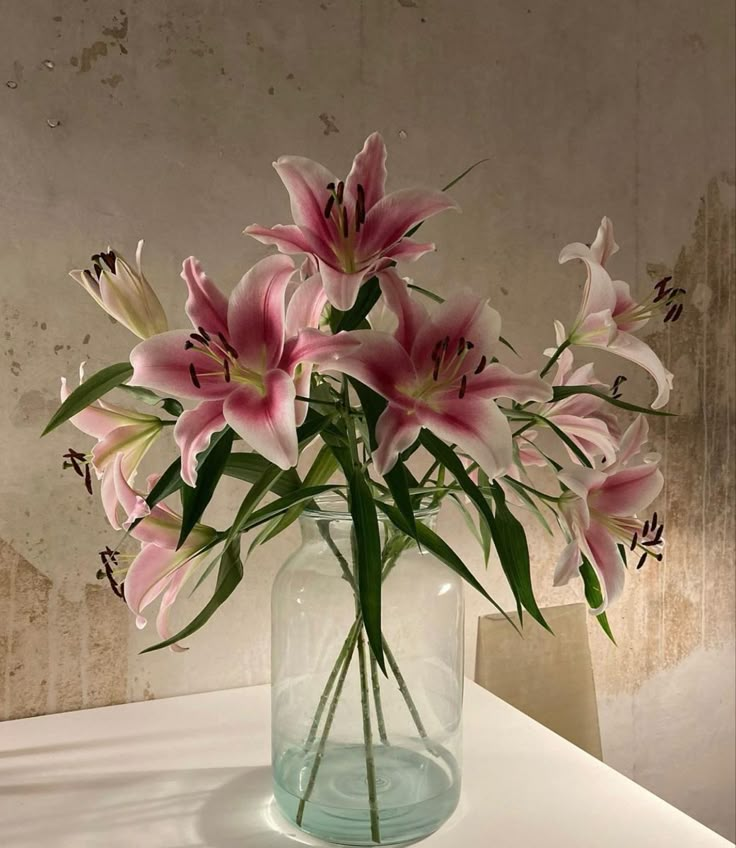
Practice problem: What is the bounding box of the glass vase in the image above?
[271,496,464,846]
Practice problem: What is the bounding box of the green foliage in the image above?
[42,362,134,435]
[580,557,616,643]
[552,385,675,417]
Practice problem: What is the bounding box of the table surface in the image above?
[0,680,731,848]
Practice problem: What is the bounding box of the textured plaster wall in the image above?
[1,0,734,840]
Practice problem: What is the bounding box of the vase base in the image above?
[273,741,460,846]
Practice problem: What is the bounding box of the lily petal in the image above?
[124,543,176,621]
[467,364,552,403]
[244,224,331,259]
[129,330,232,400]
[174,400,227,487]
[592,463,663,516]
[227,254,295,372]
[358,188,459,264]
[373,405,421,476]
[384,238,437,264]
[345,132,387,213]
[378,268,429,353]
[318,261,367,311]
[550,414,618,465]
[223,369,298,469]
[615,415,649,467]
[285,273,328,337]
[418,396,513,481]
[156,563,197,652]
[181,257,229,337]
[607,331,673,409]
[272,155,339,247]
[553,540,583,587]
[583,520,626,612]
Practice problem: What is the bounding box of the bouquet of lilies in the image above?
[44,133,682,660]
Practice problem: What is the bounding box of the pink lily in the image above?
[112,456,217,650]
[60,364,163,529]
[245,133,459,311]
[323,270,552,478]
[538,348,621,465]
[557,217,679,409]
[554,416,663,612]
[127,254,354,486]
[70,241,168,340]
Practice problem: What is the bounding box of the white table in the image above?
[0,681,730,847]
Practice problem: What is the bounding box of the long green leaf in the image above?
[377,501,519,632]
[329,276,381,333]
[117,384,184,417]
[42,362,133,435]
[349,470,386,673]
[552,385,675,417]
[489,483,551,632]
[177,429,235,549]
[140,536,243,653]
[580,556,616,643]
[226,463,285,543]
[243,485,337,532]
[223,454,300,496]
[420,431,549,631]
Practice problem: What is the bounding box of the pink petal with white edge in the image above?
[418,396,513,481]
[607,331,673,409]
[60,375,132,440]
[583,520,626,612]
[384,238,437,264]
[590,217,619,266]
[611,279,648,332]
[551,414,618,465]
[466,364,552,403]
[181,257,229,337]
[553,540,583,587]
[124,543,178,619]
[345,132,387,212]
[223,369,298,469]
[273,155,339,247]
[285,273,328,337]
[227,254,295,372]
[559,466,606,500]
[358,188,459,264]
[156,562,198,652]
[615,415,649,467]
[373,405,422,476]
[129,331,232,400]
[244,224,336,265]
[174,400,227,487]
[378,268,429,353]
[321,330,415,405]
[100,468,122,530]
[281,328,361,373]
[560,242,617,321]
[112,455,182,548]
[318,261,367,311]
[592,463,663,517]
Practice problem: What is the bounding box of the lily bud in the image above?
[70,240,168,339]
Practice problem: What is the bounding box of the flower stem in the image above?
[295,630,358,827]
[539,338,571,379]
[357,629,381,843]
[369,650,389,745]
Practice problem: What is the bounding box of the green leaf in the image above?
[329,276,381,333]
[580,557,616,644]
[552,385,675,417]
[140,536,243,653]
[477,469,493,563]
[244,484,337,532]
[226,463,285,543]
[117,384,184,417]
[407,283,444,304]
[419,431,549,631]
[349,470,386,673]
[377,501,519,633]
[42,362,133,435]
[617,543,629,566]
[145,457,183,508]
[502,477,555,537]
[489,483,552,632]
[498,335,519,357]
[223,454,300,496]
[177,429,235,549]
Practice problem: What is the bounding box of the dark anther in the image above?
[442,335,450,352]
[655,553,663,562]
[652,276,673,302]
[100,251,117,272]
[83,269,98,287]
[336,181,345,204]
[63,448,84,477]
[651,511,657,528]
[84,463,92,495]
[217,332,239,359]
[466,341,475,350]
[474,355,487,374]
[198,326,211,342]
[664,303,683,323]
[324,194,335,219]
[356,183,366,224]
[341,207,349,238]
[431,339,442,362]
[630,532,638,551]
[190,332,209,347]
[652,525,663,544]
[98,547,124,599]
[432,357,441,381]
[189,363,201,389]
[642,520,650,537]
[458,375,468,399]
[184,340,194,350]
[223,357,231,383]
[93,262,103,279]
[326,181,335,191]
[636,552,648,570]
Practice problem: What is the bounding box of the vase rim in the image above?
[302,490,440,521]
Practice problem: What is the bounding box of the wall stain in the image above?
[76,41,108,73]
[102,11,128,42]
[101,73,124,88]
[12,390,57,428]
[319,113,340,135]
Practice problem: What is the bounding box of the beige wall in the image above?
[1,0,734,840]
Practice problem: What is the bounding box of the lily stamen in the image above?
[189,363,201,389]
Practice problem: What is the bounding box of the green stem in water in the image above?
[295,631,358,828]
[357,629,381,844]
[370,650,389,745]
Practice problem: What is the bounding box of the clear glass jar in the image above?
[271,496,464,846]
